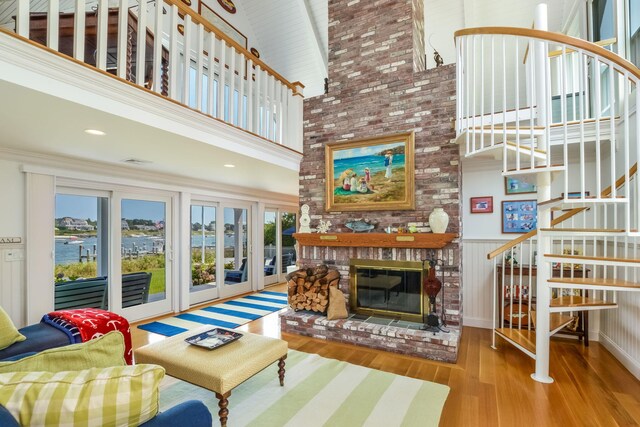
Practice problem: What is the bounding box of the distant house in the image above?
[56,217,95,231]
[121,220,130,230]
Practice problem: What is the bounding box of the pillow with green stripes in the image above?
[0,364,165,426]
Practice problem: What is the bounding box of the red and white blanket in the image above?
[43,308,133,364]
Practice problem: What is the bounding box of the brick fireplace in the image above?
[281,0,461,362]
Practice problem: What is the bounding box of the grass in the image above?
[147,268,165,295]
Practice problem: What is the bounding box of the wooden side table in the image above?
[496,265,590,346]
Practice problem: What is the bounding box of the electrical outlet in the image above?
[4,249,24,262]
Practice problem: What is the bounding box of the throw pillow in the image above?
[0,307,25,351]
[0,330,125,374]
[0,364,164,426]
[327,286,348,320]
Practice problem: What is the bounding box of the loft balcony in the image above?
[0,0,304,189]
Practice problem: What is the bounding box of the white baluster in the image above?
[492,258,497,349]
[195,25,204,111]
[595,58,602,196]
[73,0,85,61]
[490,35,495,148]
[96,0,108,70]
[274,80,282,143]
[280,83,288,144]
[246,59,254,132]
[254,64,261,134]
[117,0,128,79]
[480,36,484,150]
[168,5,179,99]
[16,0,29,38]
[182,15,192,105]
[609,63,616,199]
[153,0,164,94]
[262,71,269,138]
[514,37,520,171]
[136,0,147,86]
[218,38,226,120]
[47,0,59,51]
[238,55,245,129]
[579,51,586,193]
[624,75,631,232]
[207,32,216,115]
[229,46,237,125]
[561,46,569,199]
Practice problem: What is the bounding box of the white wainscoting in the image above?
[0,244,25,327]
[600,292,640,380]
[462,239,505,329]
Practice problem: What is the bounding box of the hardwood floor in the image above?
[131,283,640,426]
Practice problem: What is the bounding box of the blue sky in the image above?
[333,142,403,160]
[57,194,246,223]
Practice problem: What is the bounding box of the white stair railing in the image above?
[456,27,640,234]
[1,0,304,152]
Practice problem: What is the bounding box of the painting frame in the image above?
[504,177,537,195]
[470,196,493,213]
[199,1,247,49]
[325,132,415,212]
[502,200,537,233]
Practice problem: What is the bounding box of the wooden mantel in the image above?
[292,232,457,249]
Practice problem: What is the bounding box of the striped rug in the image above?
[137,291,288,336]
[159,349,449,427]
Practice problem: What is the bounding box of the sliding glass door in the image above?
[115,193,173,321]
[220,204,251,298]
[190,203,219,305]
[263,209,278,286]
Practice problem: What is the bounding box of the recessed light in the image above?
[223,164,235,168]
[85,129,106,136]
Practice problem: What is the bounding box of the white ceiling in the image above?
[237,0,328,98]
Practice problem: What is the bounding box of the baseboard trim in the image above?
[599,332,640,380]
[463,317,493,329]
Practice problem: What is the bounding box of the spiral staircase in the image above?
[456,6,640,382]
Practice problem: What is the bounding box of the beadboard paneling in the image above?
[0,244,25,327]
[462,239,505,329]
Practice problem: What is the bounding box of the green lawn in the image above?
[147,268,166,295]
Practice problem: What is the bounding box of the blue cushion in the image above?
[0,323,71,361]
[1,400,212,427]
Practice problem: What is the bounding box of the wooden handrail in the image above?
[487,207,586,260]
[163,0,301,94]
[487,162,639,260]
[547,37,617,59]
[455,27,640,81]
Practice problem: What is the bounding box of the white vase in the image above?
[429,208,449,234]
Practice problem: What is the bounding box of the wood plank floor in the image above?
[131,283,640,426]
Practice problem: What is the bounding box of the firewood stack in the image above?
[286,265,341,313]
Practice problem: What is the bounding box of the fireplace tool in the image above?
[421,259,449,333]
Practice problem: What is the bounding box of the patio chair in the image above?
[224,258,247,283]
[54,277,108,310]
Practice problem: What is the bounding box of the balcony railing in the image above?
[0,0,304,152]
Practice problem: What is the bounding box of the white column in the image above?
[532,2,554,384]
[287,83,305,152]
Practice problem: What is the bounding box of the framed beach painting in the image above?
[504,177,537,195]
[325,132,415,212]
[502,200,537,233]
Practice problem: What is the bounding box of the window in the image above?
[592,0,615,41]
[191,205,217,291]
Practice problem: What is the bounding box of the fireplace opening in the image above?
[349,259,424,322]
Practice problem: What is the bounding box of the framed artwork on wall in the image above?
[217,0,236,14]
[470,196,493,213]
[199,2,247,48]
[325,132,415,212]
[502,200,537,233]
[504,177,537,195]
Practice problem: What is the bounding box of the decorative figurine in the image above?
[316,219,332,234]
[299,204,312,233]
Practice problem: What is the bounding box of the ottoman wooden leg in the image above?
[278,355,287,386]
[215,391,231,427]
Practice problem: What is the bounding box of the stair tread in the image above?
[505,163,564,172]
[495,328,537,355]
[539,195,627,206]
[495,314,576,356]
[550,296,617,308]
[544,254,640,264]
[504,141,546,154]
[549,277,640,289]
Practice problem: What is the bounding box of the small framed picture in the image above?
[470,196,493,213]
[505,177,537,195]
[562,191,590,198]
[502,200,537,233]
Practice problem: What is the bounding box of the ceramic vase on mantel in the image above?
[429,208,449,234]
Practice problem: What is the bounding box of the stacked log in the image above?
[286,265,341,313]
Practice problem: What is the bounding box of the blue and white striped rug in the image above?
[137,291,288,336]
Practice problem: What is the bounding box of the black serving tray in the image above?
[184,328,243,350]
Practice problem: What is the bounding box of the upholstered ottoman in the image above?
[135,326,287,426]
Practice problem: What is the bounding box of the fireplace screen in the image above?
[349,259,423,322]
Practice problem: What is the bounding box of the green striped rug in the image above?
[159,349,449,426]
